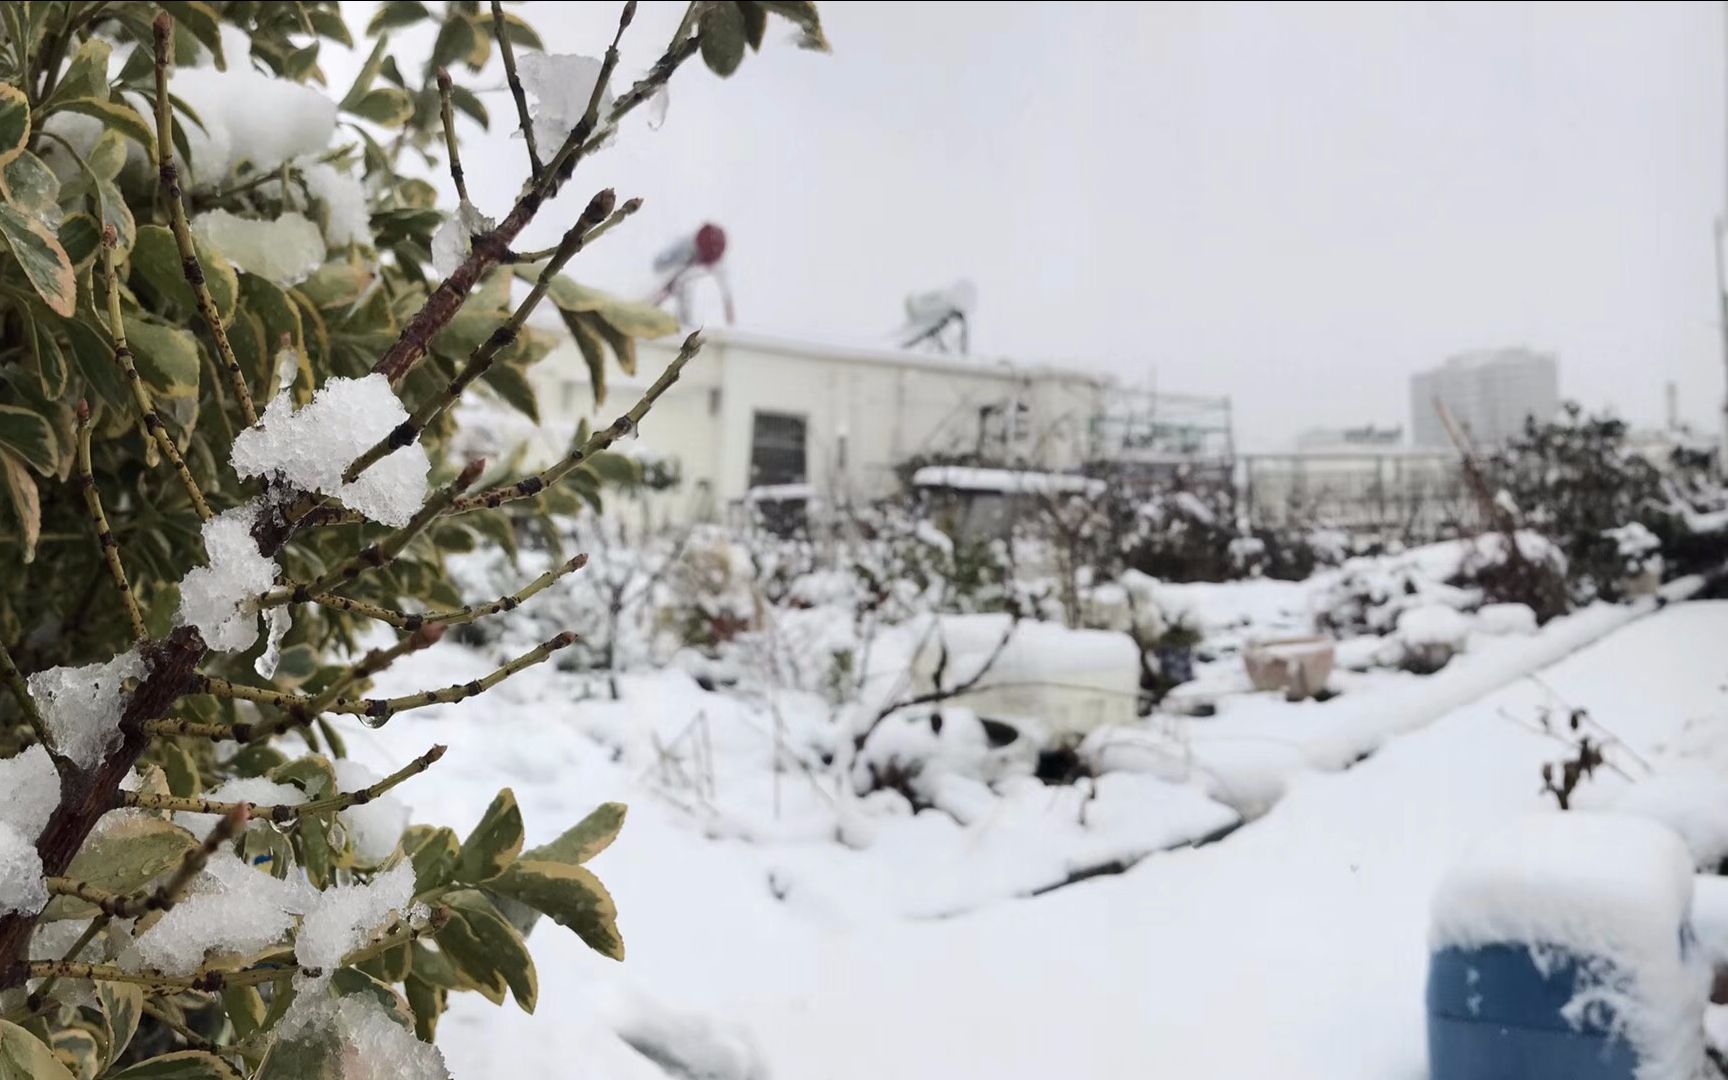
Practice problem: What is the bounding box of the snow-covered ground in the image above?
[332,559,1728,1079]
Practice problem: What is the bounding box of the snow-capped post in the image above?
[0,1,830,1070]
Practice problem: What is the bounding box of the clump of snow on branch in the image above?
[173,777,305,840]
[332,759,409,864]
[231,374,430,528]
[26,649,148,769]
[126,852,314,975]
[192,209,326,286]
[0,745,60,840]
[430,200,495,278]
[294,860,418,974]
[177,502,279,654]
[0,825,46,917]
[516,52,613,151]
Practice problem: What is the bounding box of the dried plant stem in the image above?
[152,13,257,427]
[122,746,444,820]
[436,69,470,202]
[342,191,635,482]
[100,235,212,521]
[491,0,543,180]
[75,404,146,642]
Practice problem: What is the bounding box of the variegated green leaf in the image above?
[0,203,75,316]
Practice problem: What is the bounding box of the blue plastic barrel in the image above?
[1427,943,1637,1080]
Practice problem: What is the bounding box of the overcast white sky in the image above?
[333,1,1727,450]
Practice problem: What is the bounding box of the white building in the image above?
[529,328,1118,523]
[1410,347,1559,448]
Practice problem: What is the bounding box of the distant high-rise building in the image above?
[1410,347,1559,447]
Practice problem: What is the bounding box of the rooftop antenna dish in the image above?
[897,279,975,354]
[652,222,734,325]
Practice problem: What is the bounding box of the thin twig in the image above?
[173,633,576,735]
[307,553,588,631]
[74,401,146,642]
[0,641,52,754]
[121,746,444,820]
[101,229,212,521]
[436,69,470,203]
[304,332,702,528]
[269,460,485,605]
[153,12,257,426]
[490,0,543,181]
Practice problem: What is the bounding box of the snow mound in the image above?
[296,160,372,248]
[333,993,452,1079]
[1614,768,1728,871]
[26,649,148,768]
[612,993,768,1080]
[1396,603,1471,649]
[1475,602,1537,636]
[1430,812,1706,1080]
[177,501,278,653]
[231,373,430,527]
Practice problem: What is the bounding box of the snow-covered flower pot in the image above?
[1242,635,1334,701]
[1426,814,1708,1080]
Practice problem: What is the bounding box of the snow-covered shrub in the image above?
[1481,403,1723,607]
[0,2,828,1073]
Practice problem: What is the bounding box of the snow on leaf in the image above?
[192,210,326,287]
